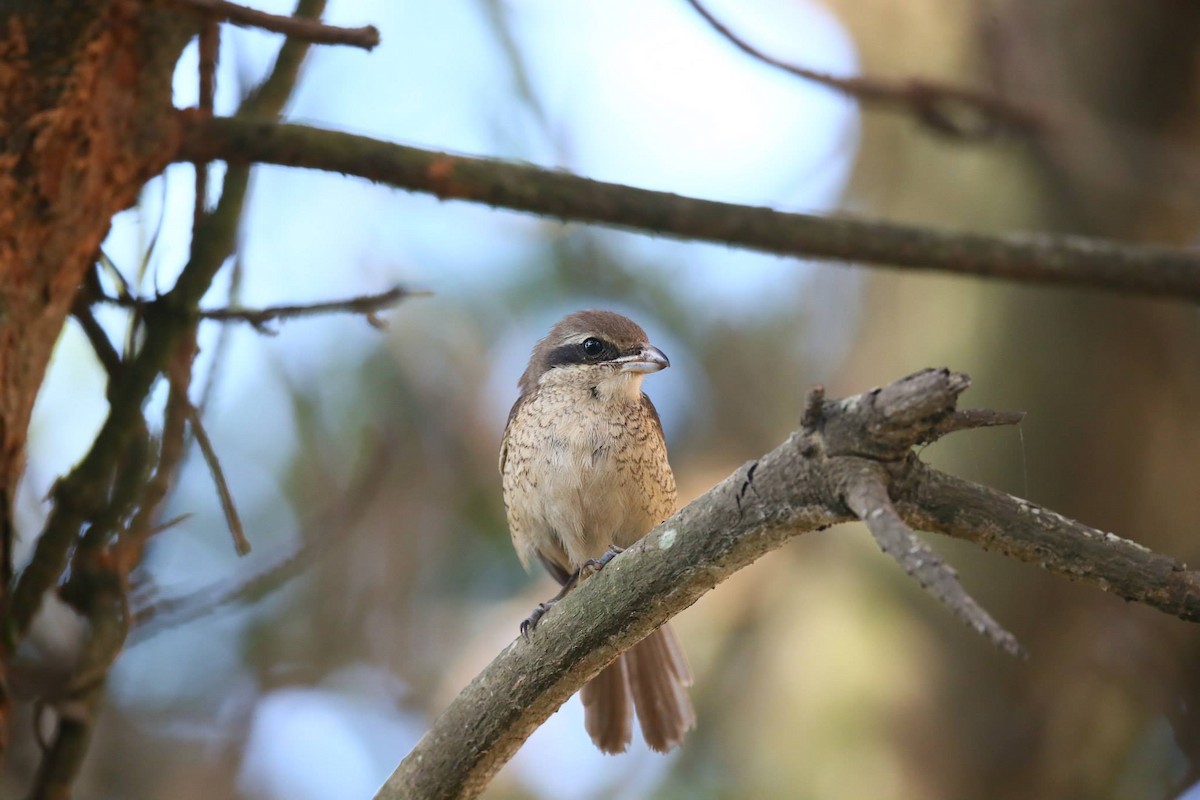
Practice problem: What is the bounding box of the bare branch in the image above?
[101,285,423,333]
[186,406,250,556]
[8,0,343,784]
[200,286,428,327]
[683,0,1040,139]
[174,0,380,50]
[843,468,1024,657]
[377,368,1200,800]
[179,116,1200,303]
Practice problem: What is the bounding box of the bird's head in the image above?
[519,310,670,401]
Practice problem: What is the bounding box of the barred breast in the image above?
[500,384,676,573]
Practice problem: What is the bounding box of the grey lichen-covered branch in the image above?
[179,115,1200,302]
[378,369,1200,800]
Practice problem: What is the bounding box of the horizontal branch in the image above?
[379,369,1200,800]
[175,0,380,50]
[683,0,1040,138]
[179,115,1200,302]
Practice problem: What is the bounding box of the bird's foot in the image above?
[520,579,576,636]
[578,545,624,580]
[521,601,556,637]
[520,547,625,637]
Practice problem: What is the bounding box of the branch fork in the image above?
[800,368,1025,656]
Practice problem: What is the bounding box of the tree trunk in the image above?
[0,0,191,750]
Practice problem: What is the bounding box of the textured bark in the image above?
[0,0,192,753]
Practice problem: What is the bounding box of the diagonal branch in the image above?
[843,467,1023,657]
[179,116,1200,302]
[682,0,1041,138]
[378,368,1200,800]
[186,405,250,556]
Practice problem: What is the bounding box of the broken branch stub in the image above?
[802,368,1025,654]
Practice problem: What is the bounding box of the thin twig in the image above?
[200,286,424,327]
[174,0,379,50]
[96,251,133,302]
[101,285,424,332]
[121,349,193,565]
[682,0,1041,139]
[179,116,1200,303]
[186,406,251,556]
[130,438,391,641]
[195,255,243,416]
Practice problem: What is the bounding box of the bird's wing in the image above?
[641,392,665,441]
[498,393,527,474]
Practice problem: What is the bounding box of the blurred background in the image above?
[6,0,1200,797]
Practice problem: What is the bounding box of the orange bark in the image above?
[0,0,191,756]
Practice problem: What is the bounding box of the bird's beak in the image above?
[613,344,670,374]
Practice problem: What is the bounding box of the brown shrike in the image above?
[499,310,695,754]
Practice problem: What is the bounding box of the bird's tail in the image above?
[581,622,695,754]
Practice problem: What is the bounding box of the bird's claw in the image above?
[520,546,626,637]
[521,601,554,637]
[578,545,624,580]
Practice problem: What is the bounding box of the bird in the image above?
[499,309,695,754]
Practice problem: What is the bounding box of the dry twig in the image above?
[175,0,380,50]
[101,285,421,333]
[186,406,251,556]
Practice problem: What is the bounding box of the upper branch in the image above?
[179,116,1200,302]
[379,368,1200,800]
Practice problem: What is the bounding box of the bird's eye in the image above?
[582,337,605,358]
